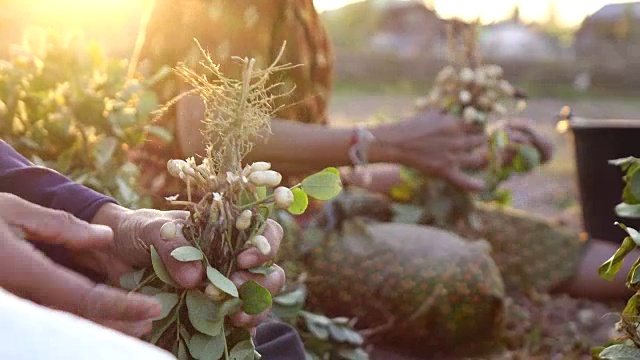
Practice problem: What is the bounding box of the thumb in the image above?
[3,194,113,249]
[148,219,204,289]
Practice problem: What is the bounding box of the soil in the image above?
[328,94,640,359]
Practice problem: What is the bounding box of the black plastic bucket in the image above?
[569,118,640,242]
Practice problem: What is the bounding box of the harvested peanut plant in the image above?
[119,42,342,360]
[393,21,542,229]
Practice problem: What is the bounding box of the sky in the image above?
[313,0,637,28]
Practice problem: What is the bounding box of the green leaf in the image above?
[287,188,309,215]
[140,286,163,296]
[617,222,640,246]
[630,170,640,202]
[623,165,640,204]
[119,268,145,291]
[171,246,204,262]
[185,290,224,337]
[149,306,178,344]
[391,203,423,224]
[153,293,179,320]
[322,167,341,177]
[513,145,540,173]
[188,333,225,360]
[273,287,306,307]
[229,339,255,360]
[599,343,640,359]
[147,125,173,143]
[492,128,508,149]
[256,186,267,200]
[616,203,640,219]
[150,245,177,287]
[627,257,640,287]
[622,293,640,318]
[248,265,276,276]
[300,311,334,340]
[217,298,244,319]
[239,280,272,316]
[93,136,118,169]
[206,266,239,298]
[599,236,638,281]
[610,156,640,169]
[301,171,343,201]
[177,339,189,360]
[337,348,369,360]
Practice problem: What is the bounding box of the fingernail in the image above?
[146,300,162,318]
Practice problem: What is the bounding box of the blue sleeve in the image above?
[0,140,117,282]
[0,140,117,222]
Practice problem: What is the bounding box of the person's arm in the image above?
[0,140,116,223]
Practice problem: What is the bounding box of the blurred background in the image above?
[2,0,640,225]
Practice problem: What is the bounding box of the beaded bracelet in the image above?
[347,125,375,187]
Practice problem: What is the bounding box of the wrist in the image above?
[368,124,399,164]
[91,203,132,233]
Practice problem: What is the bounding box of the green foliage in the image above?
[270,285,369,360]
[301,169,344,201]
[206,266,239,298]
[598,159,640,357]
[186,290,225,337]
[171,246,205,262]
[288,188,309,215]
[151,245,178,287]
[239,280,272,316]
[0,29,170,208]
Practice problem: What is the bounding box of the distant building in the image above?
[368,0,447,59]
[478,15,562,61]
[575,2,640,69]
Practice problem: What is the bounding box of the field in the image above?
[327,88,640,359]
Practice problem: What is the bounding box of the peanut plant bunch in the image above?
[394,23,541,230]
[119,42,343,360]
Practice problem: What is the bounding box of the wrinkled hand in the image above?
[371,109,488,191]
[496,119,554,166]
[0,193,162,338]
[91,206,285,331]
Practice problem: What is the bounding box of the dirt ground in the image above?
[327,94,640,359]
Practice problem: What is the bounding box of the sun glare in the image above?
[314,0,639,27]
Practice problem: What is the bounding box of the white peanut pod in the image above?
[235,210,253,231]
[248,170,282,187]
[493,103,507,115]
[485,64,504,78]
[205,284,226,302]
[251,235,271,256]
[459,90,472,104]
[167,159,187,178]
[459,67,474,83]
[463,106,479,123]
[250,162,271,173]
[498,80,515,96]
[436,65,456,84]
[274,187,294,209]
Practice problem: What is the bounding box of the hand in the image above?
[370,109,488,191]
[0,193,162,338]
[229,219,285,330]
[92,206,285,331]
[497,119,554,166]
[89,206,203,289]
